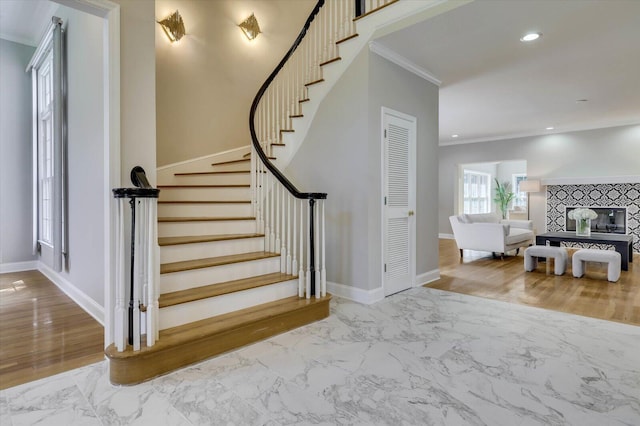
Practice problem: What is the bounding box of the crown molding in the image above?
[369,41,441,86]
[542,176,640,186]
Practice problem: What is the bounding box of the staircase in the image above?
[106,0,450,385]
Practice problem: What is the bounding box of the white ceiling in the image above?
[375,0,640,145]
[3,0,640,146]
[0,0,57,46]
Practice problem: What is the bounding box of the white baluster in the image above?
[286,193,292,274]
[115,198,126,352]
[146,198,157,347]
[321,200,326,297]
[299,199,305,297]
[258,161,264,235]
[281,187,287,272]
[275,181,281,254]
[292,195,298,277]
[265,172,271,251]
[269,174,275,252]
[306,200,312,299]
[132,199,141,351]
[251,146,257,232]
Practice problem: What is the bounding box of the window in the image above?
[463,170,491,214]
[512,173,527,209]
[37,51,54,244]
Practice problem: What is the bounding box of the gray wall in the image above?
[439,125,640,235]
[286,48,439,292]
[0,39,36,266]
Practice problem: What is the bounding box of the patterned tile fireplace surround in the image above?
[546,182,640,250]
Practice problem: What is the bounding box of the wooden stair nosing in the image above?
[271,143,286,147]
[160,251,279,274]
[320,57,341,67]
[174,171,250,176]
[298,98,310,103]
[158,233,264,247]
[211,158,250,166]
[279,129,294,133]
[289,114,304,118]
[336,33,358,44]
[158,184,250,189]
[353,0,399,21]
[304,78,324,87]
[105,295,332,385]
[158,216,255,223]
[158,200,251,204]
[159,272,297,308]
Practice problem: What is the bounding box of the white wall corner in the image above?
[369,41,441,86]
[439,233,455,239]
[0,261,38,274]
[38,262,105,325]
[416,269,440,286]
[327,281,385,305]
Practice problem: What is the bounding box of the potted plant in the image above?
[494,178,515,219]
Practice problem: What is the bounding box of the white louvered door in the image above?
[382,109,416,296]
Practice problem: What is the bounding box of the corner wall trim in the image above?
[0,261,38,274]
[369,41,441,86]
[38,262,105,326]
[416,269,440,286]
[327,281,384,305]
[439,233,455,240]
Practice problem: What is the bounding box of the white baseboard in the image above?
[38,262,105,326]
[416,269,440,286]
[0,260,38,274]
[439,233,454,239]
[327,281,384,305]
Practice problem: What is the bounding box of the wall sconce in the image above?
[158,10,186,43]
[239,13,261,40]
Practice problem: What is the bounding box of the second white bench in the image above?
[524,245,568,276]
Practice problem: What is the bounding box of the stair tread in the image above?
[158,184,250,188]
[159,272,297,307]
[158,233,264,246]
[320,56,341,66]
[175,171,250,176]
[161,251,279,274]
[158,200,251,204]
[211,158,250,166]
[305,78,324,87]
[158,216,255,222]
[336,33,358,44]
[106,294,331,360]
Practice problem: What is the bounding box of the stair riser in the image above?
[160,256,280,293]
[159,279,298,329]
[159,187,251,202]
[172,174,251,186]
[158,220,256,237]
[160,237,265,263]
[158,203,252,217]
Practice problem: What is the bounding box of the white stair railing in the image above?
[112,167,160,351]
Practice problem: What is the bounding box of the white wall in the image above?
[286,48,439,294]
[0,39,36,268]
[155,0,315,167]
[48,4,105,305]
[439,124,640,235]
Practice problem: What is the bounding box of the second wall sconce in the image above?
[239,13,261,40]
[158,10,186,43]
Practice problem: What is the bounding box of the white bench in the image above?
[572,249,621,282]
[524,246,568,276]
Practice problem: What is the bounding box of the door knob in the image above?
[408,210,415,216]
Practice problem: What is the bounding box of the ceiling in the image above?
[375,0,640,145]
[3,0,640,145]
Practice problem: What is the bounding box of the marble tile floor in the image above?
[2,287,639,426]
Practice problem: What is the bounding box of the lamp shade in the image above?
[519,179,541,193]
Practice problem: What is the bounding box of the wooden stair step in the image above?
[174,171,249,176]
[158,216,255,222]
[159,272,296,308]
[158,200,251,204]
[211,158,250,166]
[271,143,286,147]
[320,57,341,66]
[158,233,263,247]
[336,33,358,44]
[289,114,304,118]
[105,294,331,385]
[305,78,324,87]
[161,251,278,274]
[158,184,250,188]
[299,98,310,103]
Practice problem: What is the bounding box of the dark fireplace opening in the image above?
[565,207,627,234]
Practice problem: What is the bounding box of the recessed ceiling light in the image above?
[546,127,554,130]
[451,134,459,138]
[520,32,542,42]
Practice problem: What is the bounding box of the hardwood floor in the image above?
[0,270,104,390]
[428,239,640,326]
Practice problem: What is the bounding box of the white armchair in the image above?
[449,213,534,259]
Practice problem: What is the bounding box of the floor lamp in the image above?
[519,179,541,220]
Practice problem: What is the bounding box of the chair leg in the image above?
[459,249,463,258]
[515,248,520,256]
